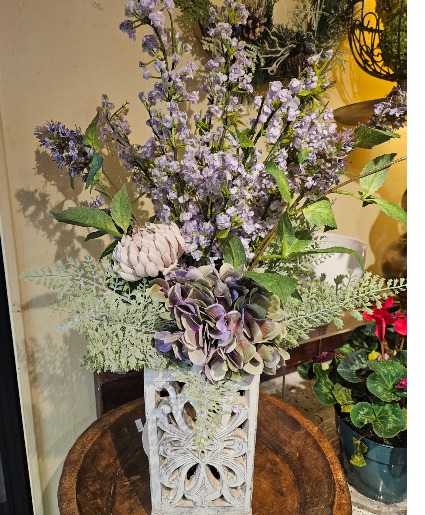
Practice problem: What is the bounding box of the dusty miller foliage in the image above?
[282,272,407,346]
[20,256,169,372]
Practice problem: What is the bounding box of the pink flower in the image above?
[395,378,407,389]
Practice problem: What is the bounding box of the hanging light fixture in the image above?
[333,0,407,125]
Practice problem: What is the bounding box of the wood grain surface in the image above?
[58,394,351,515]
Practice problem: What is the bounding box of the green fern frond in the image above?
[21,257,169,372]
[283,272,406,344]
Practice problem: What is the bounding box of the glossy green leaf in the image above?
[367,197,407,225]
[350,402,375,428]
[371,403,407,438]
[311,363,335,404]
[337,349,369,383]
[99,240,119,260]
[392,350,407,366]
[297,361,315,381]
[350,438,368,467]
[218,233,247,268]
[110,184,132,234]
[85,152,103,190]
[83,113,100,150]
[359,153,396,197]
[277,212,311,257]
[351,401,407,439]
[366,360,407,402]
[265,162,292,204]
[84,230,107,242]
[51,206,121,236]
[243,271,298,305]
[350,401,407,438]
[303,199,337,229]
[354,125,400,149]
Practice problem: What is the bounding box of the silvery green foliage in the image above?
[171,365,241,451]
[20,256,169,372]
[283,272,407,345]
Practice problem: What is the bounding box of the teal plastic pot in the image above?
[335,411,407,503]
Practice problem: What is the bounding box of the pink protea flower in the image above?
[112,222,185,281]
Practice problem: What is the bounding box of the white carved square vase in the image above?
[143,368,260,515]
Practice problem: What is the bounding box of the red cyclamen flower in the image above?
[394,312,407,336]
[363,297,394,341]
[395,378,407,389]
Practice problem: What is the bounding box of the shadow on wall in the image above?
[15,149,152,263]
[14,327,95,512]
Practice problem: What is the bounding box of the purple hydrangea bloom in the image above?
[149,264,287,382]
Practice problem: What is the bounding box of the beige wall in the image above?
[0,1,406,514]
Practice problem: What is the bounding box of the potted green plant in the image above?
[298,297,407,503]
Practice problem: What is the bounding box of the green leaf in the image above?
[218,233,247,268]
[110,185,132,234]
[367,197,407,225]
[337,349,369,383]
[277,212,311,257]
[350,402,375,427]
[350,401,407,438]
[84,230,108,242]
[366,360,407,402]
[243,271,298,305]
[371,403,407,438]
[216,227,231,239]
[99,240,119,260]
[311,363,335,404]
[359,154,396,197]
[51,206,121,236]
[350,438,368,467]
[85,152,103,190]
[238,128,254,148]
[392,350,407,367]
[265,162,292,204]
[297,148,310,163]
[83,113,100,151]
[333,383,354,408]
[354,125,400,149]
[303,199,337,229]
[297,361,315,381]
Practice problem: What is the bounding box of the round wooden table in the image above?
[58,394,351,514]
